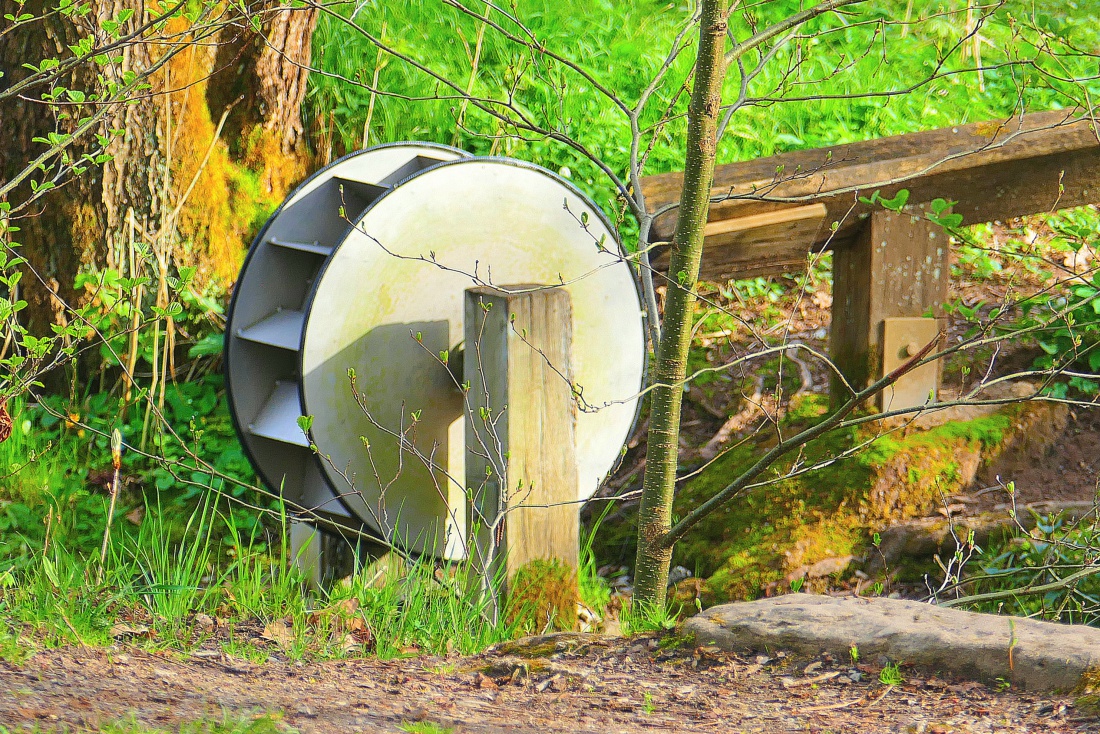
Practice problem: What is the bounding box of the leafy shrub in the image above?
[966,512,1100,626]
[1019,272,1100,397]
[0,374,260,569]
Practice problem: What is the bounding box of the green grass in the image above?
[0,417,616,661]
[879,662,904,686]
[309,0,1100,228]
[619,597,679,635]
[398,722,453,734]
[0,497,531,661]
[0,372,622,662]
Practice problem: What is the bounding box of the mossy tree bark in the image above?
[0,0,168,332]
[0,2,317,334]
[208,2,318,159]
[633,0,730,611]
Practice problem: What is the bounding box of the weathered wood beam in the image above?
[651,203,827,279]
[641,110,1100,281]
[464,286,579,614]
[830,202,949,406]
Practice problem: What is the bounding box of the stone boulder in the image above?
[685,593,1100,692]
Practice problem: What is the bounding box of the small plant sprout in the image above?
[879,662,904,686]
[97,428,124,582]
[790,577,804,593]
[849,644,860,664]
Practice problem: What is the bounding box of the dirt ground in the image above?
[1,634,1096,733]
[987,405,1100,509]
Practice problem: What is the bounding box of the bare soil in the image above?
[984,405,1100,509]
[1,634,1096,733]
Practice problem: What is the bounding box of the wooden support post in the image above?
[464,285,579,627]
[290,521,324,588]
[830,202,949,408]
[289,516,370,588]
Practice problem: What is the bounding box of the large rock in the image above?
[686,593,1100,692]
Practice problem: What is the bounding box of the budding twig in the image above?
[97,429,124,584]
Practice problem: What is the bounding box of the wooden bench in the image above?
[641,110,1100,408]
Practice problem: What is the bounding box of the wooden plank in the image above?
[829,226,872,399]
[867,203,951,327]
[829,203,950,400]
[650,203,827,278]
[463,286,579,590]
[700,202,828,238]
[641,110,1100,281]
[880,317,943,413]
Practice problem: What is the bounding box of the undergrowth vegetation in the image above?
[966,512,1100,626]
[0,477,611,662]
[594,391,1072,603]
[0,391,620,660]
[2,0,1100,662]
[0,713,291,734]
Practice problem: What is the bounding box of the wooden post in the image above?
[290,521,324,588]
[289,513,382,588]
[830,202,949,407]
[463,285,579,626]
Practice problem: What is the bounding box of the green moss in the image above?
[1076,694,1100,716]
[492,632,595,658]
[657,632,694,650]
[593,401,1035,603]
[225,163,280,239]
[1075,666,1100,693]
[785,393,831,422]
[1074,667,1100,714]
[668,412,878,600]
[505,559,578,633]
[928,411,1015,447]
[476,658,549,676]
[159,26,305,290]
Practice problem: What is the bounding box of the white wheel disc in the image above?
[300,158,646,558]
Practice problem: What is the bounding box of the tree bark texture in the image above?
[0,1,317,333]
[208,1,318,159]
[0,0,167,330]
[633,0,730,611]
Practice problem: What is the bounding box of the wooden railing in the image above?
[640,110,1100,408]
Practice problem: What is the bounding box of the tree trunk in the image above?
[207,2,318,164]
[0,2,318,336]
[255,5,319,155]
[0,0,168,331]
[633,0,730,611]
